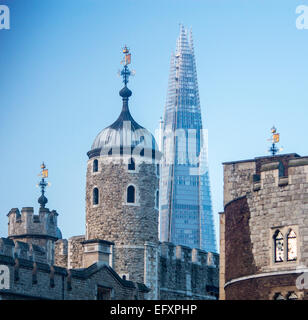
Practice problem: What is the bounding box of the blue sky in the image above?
[1,0,308,249]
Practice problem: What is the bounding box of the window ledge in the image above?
[123,202,140,207]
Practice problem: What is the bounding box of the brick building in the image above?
[220,153,308,300]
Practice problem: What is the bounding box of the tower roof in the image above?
[88,48,159,159]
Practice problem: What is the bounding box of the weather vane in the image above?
[37,162,50,208]
[268,126,283,156]
[118,46,135,86]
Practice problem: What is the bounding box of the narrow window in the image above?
[93,159,98,172]
[155,190,159,209]
[128,158,135,171]
[156,163,160,176]
[274,231,284,263]
[127,185,135,203]
[287,230,297,261]
[93,188,99,205]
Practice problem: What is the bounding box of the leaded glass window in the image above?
[287,230,297,261]
[274,231,284,263]
[287,292,298,300]
[274,293,285,300]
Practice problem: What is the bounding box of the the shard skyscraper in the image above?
[159,25,216,253]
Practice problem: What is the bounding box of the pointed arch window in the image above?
[127,185,135,203]
[93,159,98,173]
[274,231,284,263]
[93,188,99,205]
[287,230,297,261]
[128,158,135,171]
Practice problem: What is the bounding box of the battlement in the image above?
[159,241,218,267]
[7,207,59,240]
[223,153,308,205]
[0,237,47,264]
[0,240,148,300]
[158,242,219,299]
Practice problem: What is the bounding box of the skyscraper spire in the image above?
[160,26,216,252]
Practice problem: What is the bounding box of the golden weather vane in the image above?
[36,162,50,208]
[268,126,284,156]
[118,46,135,85]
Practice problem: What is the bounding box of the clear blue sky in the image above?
[1,0,308,249]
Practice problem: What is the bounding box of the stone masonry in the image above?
[220,153,308,300]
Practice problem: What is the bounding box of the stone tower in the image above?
[7,163,62,265]
[220,152,308,300]
[85,47,161,298]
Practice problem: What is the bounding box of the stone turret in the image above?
[7,163,62,265]
[7,207,61,265]
[85,47,161,299]
[220,153,308,300]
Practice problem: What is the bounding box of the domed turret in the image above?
[85,47,161,292]
[88,47,159,160]
[88,88,158,158]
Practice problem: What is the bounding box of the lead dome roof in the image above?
[88,86,159,159]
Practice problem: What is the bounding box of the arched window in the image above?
[93,188,99,205]
[93,159,98,172]
[128,158,135,171]
[155,190,159,209]
[274,231,284,263]
[127,185,135,203]
[287,230,297,261]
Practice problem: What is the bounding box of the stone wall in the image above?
[54,239,68,268]
[85,155,159,291]
[7,206,60,265]
[0,253,148,300]
[67,236,85,269]
[0,238,47,264]
[225,274,304,300]
[158,242,219,300]
[86,157,159,244]
[222,154,308,300]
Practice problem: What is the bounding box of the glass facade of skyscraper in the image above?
[159,25,216,253]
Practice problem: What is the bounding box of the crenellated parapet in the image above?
[0,237,47,264]
[159,242,218,266]
[7,207,59,240]
[158,242,219,299]
[0,236,148,300]
[223,153,305,204]
[7,206,61,265]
